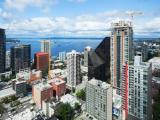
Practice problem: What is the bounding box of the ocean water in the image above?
[6,38,103,59]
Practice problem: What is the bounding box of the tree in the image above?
[56,103,74,120]
[76,89,86,101]
[9,95,18,101]
[0,102,5,114]
[74,103,81,111]
[2,97,10,104]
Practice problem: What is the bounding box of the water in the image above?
[6,38,103,59]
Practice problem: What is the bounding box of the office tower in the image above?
[11,45,31,73]
[122,56,152,120]
[34,52,49,72]
[84,46,92,67]
[59,51,66,62]
[6,51,10,69]
[86,78,112,120]
[111,21,133,94]
[66,50,81,89]
[0,28,6,73]
[141,43,148,62]
[12,79,27,97]
[41,40,51,57]
[32,82,53,108]
[88,37,110,82]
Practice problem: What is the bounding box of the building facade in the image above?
[59,51,66,62]
[11,45,31,73]
[41,40,51,57]
[6,51,10,69]
[88,37,110,83]
[0,28,6,73]
[34,52,49,73]
[32,82,53,108]
[110,21,133,94]
[123,56,152,120]
[84,46,92,67]
[66,50,81,89]
[12,79,27,97]
[86,78,112,120]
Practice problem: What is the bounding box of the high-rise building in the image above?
[41,40,51,57]
[111,21,133,94]
[122,56,152,120]
[6,50,10,69]
[32,82,53,108]
[88,37,110,82]
[0,28,6,73]
[84,46,92,67]
[34,52,49,72]
[86,78,112,120]
[59,51,66,62]
[66,50,81,89]
[11,45,31,73]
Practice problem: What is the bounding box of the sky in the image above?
[0,0,160,38]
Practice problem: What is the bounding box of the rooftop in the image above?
[60,94,80,107]
[34,82,52,91]
[36,52,49,56]
[0,87,16,99]
[111,20,132,28]
[48,78,65,85]
[88,78,111,89]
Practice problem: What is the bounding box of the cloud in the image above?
[4,0,57,12]
[1,10,160,37]
[0,8,13,21]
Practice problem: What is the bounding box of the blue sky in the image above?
[0,0,160,37]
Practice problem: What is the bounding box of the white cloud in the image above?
[0,8,13,21]
[4,0,56,11]
[1,10,160,37]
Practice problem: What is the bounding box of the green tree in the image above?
[76,89,86,101]
[2,97,10,104]
[0,102,5,114]
[56,103,74,120]
[74,103,81,111]
[9,95,18,101]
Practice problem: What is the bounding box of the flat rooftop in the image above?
[34,82,52,91]
[48,78,65,85]
[88,78,111,89]
[0,87,16,99]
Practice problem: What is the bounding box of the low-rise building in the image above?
[48,78,66,98]
[32,82,53,108]
[12,79,27,97]
[60,94,80,108]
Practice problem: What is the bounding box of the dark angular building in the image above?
[11,45,31,73]
[0,28,6,73]
[88,37,110,83]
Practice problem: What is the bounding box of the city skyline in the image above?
[0,0,160,37]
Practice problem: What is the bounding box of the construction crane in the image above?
[126,11,143,21]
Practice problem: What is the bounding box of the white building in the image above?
[127,56,152,120]
[67,50,81,89]
[86,78,112,120]
[60,94,80,108]
[6,50,10,69]
[59,51,66,62]
[41,40,51,57]
[84,46,92,67]
[111,21,133,95]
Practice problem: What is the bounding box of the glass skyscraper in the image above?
[0,28,6,73]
